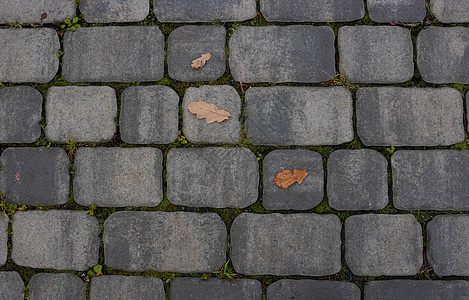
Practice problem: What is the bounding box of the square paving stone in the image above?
[29,273,86,300]
[90,276,164,300]
[182,86,241,144]
[338,26,414,83]
[170,278,261,300]
[74,148,163,207]
[0,272,24,300]
[431,0,469,23]
[345,214,423,276]
[367,0,427,23]
[0,217,6,267]
[0,148,70,206]
[262,149,323,210]
[168,26,226,82]
[327,149,388,211]
[12,210,99,270]
[267,280,360,300]
[80,0,149,23]
[0,0,76,24]
[120,86,179,144]
[0,86,42,143]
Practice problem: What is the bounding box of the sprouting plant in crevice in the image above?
[60,17,81,31]
[0,193,27,222]
[215,259,238,280]
[64,136,78,160]
[320,71,359,92]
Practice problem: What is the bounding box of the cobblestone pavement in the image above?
[0,0,469,299]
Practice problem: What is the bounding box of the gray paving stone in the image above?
[74,148,162,207]
[0,0,75,24]
[80,0,149,23]
[120,86,179,144]
[231,213,341,276]
[170,278,261,300]
[327,149,388,211]
[167,148,258,208]
[417,27,469,84]
[12,210,99,270]
[431,0,469,23]
[0,86,42,143]
[357,87,465,146]
[168,26,226,82]
[104,211,226,272]
[155,0,256,22]
[392,150,469,210]
[245,87,353,146]
[0,148,69,206]
[0,272,24,300]
[345,214,423,276]
[63,26,164,82]
[0,217,6,267]
[367,0,427,22]
[268,280,360,300]
[29,273,86,300]
[230,26,335,83]
[0,28,59,83]
[182,86,241,144]
[90,276,164,300]
[338,26,413,83]
[262,149,323,210]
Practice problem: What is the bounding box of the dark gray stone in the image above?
[182,86,241,144]
[74,148,163,207]
[345,214,423,276]
[431,0,469,23]
[90,276,164,300]
[170,278,261,300]
[0,217,6,267]
[12,210,99,270]
[357,87,465,146]
[0,148,69,206]
[392,150,469,210]
[367,0,427,22]
[231,213,341,276]
[0,28,59,83]
[262,149,323,210]
[29,273,86,300]
[63,26,164,82]
[230,26,335,83]
[0,272,24,300]
[80,0,149,23]
[168,26,226,82]
[268,280,361,300]
[104,211,226,272]
[167,148,258,208]
[245,87,353,146]
[417,27,469,84]
[327,149,388,211]
[338,26,414,83]
[120,86,179,144]
[0,86,42,143]
[0,0,76,24]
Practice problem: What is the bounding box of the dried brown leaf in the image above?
[191,53,212,69]
[187,100,231,124]
[274,169,308,189]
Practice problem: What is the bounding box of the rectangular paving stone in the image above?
[431,0,469,23]
[245,87,353,146]
[231,213,341,276]
[29,273,86,300]
[0,272,24,300]
[268,280,360,300]
[167,148,258,208]
[229,26,335,83]
[0,0,76,24]
[0,217,6,267]
[63,26,164,82]
[45,86,117,143]
[0,28,59,83]
[104,211,226,273]
[170,278,261,300]
[0,86,42,143]
[367,0,426,22]
[338,26,413,83]
[345,214,423,276]
[357,87,465,146]
[90,276,164,300]
[0,148,70,206]
[74,148,163,207]
[12,210,99,271]
[392,150,469,210]
[80,0,149,23]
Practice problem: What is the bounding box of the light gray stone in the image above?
[0,0,76,24]
[168,26,226,82]
[417,27,469,84]
[63,26,164,82]
[0,272,24,300]
[327,149,388,211]
[230,26,336,83]
[29,273,86,300]
[80,0,149,23]
[90,276,164,300]
[0,86,42,143]
[12,210,99,270]
[0,148,70,206]
[367,0,427,22]
[262,149,323,210]
[345,214,423,276]
[0,28,59,83]
[167,148,258,208]
[0,217,6,267]
[338,26,414,83]
[431,0,469,23]
[74,148,163,207]
[182,86,241,144]
[245,87,353,146]
[231,213,341,276]
[45,86,117,143]
[120,86,179,144]
[170,278,261,300]
[104,211,226,272]
[357,87,465,146]
[268,280,360,300]
[392,150,469,210]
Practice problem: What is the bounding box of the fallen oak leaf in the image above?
[274,169,308,189]
[191,53,212,69]
[187,100,231,124]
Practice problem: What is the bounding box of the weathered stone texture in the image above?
[268,280,361,300]
[0,272,24,300]
[80,0,149,23]
[29,273,86,300]
[0,0,76,24]
[367,0,427,22]
[170,278,262,300]
[90,276,164,300]
[431,0,469,23]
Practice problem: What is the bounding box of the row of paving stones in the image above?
[2,26,469,84]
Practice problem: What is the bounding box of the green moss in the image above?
[314,200,333,214]
[451,138,469,150]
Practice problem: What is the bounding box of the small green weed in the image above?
[8,20,22,28]
[320,71,359,92]
[64,136,78,160]
[215,259,238,280]
[177,131,188,145]
[56,50,64,59]
[386,146,396,155]
[87,264,103,277]
[87,205,97,216]
[0,193,27,222]
[60,17,81,31]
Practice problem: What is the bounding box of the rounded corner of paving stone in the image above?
[29,273,86,300]
[0,271,25,300]
[90,275,164,300]
[170,277,261,299]
[267,279,361,300]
